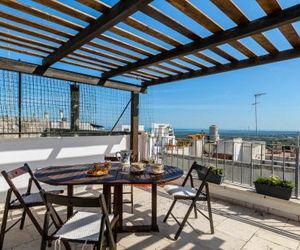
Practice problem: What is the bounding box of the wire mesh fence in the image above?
[0,69,153,138]
[80,84,131,131]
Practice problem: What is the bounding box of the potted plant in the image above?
[198,164,224,184]
[254,176,294,200]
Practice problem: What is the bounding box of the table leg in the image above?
[121,183,159,233]
[103,185,112,213]
[151,184,159,232]
[113,185,123,232]
[67,185,74,219]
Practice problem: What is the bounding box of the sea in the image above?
[173,129,299,140]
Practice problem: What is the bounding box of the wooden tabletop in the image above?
[34,163,183,186]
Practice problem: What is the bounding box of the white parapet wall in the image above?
[176,177,300,221]
[209,182,300,221]
[0,134,147,201]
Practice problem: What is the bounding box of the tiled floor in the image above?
[1,186,300,250]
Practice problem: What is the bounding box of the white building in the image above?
[148,123,176,158]
[215,138,266,163]
[115,124,144,132]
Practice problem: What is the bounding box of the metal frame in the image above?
[163,162,213,240]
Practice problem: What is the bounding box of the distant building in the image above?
[115,124,144,132]
[149,123,176,158]
[215,138,266,163]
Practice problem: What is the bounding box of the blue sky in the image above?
[148,57,300,131]
[0,0,300,131]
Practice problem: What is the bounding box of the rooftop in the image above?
[2,185,300,250]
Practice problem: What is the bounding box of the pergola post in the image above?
[130,91,139,162]
[18,72,22,138]
[70,85,80,133]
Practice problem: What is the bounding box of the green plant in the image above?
[208,164,224,176]
[254,176,294,189]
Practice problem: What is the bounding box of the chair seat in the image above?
[164,185,207,200]
[10,190,63,208]
[54,211,114,242]
[164,185,198,198]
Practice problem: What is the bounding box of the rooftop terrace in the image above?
[0,1,300,249]
[1,185,300,250]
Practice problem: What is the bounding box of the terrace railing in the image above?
[159,139,300,199]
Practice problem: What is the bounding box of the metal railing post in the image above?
[295,147,299,198]
[241,143,243,184]
[162,148,165,165]
[216,142,218,167]
[188,143,191,168]
[271,145,274,175]
[232,141,234,183]
[260,143,263,177]
[176,147,179,167]
[171,145,174,166]
[182,145,185,171]
[250,143,253,186]
[283,147,286,180]
[209,143,212,165]
[200,140,204,165]
[224,141,226,178]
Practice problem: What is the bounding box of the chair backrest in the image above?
[41,190,103,208]
[182,161,212,188]
[1,163,42,195]
[2,163,31,181]
[40,190,109,228]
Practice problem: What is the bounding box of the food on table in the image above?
[87,162,111,176]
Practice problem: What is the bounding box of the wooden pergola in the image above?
[0,0,300,160]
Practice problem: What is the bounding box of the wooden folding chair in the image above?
[0,163,63,250]
[104,155,134,214]
[163,162,214,240]
[40,190,118,250]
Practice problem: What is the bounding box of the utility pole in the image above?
[252,92,266,136]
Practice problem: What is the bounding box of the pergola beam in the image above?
[102,3,300,79]
[0,57,145,93]
[144,48,300,86]
[34,0,152,74]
